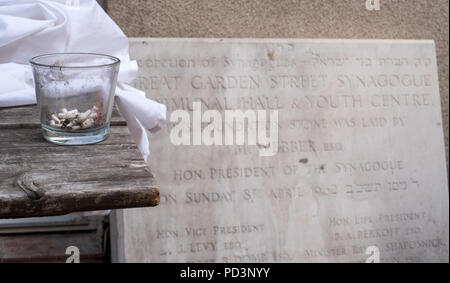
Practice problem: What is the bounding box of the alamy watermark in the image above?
[365,0,380,11]
[65,0,80,9]
[65,246,80,263]
[365,245,380,263]
[169,102,279,156]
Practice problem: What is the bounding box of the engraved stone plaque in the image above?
[112,39,449,263]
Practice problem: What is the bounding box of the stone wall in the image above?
[105,0,449,166]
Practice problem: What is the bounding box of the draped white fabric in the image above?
[0,0,166,161]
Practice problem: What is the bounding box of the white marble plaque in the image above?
[112,39,449,263]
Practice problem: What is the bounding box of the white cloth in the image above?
[0,0,166,162]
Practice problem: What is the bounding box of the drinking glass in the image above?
[30,53,120,145]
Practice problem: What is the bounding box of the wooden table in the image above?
[0,105,159,219]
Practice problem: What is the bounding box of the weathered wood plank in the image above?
[0,105,159,219]
[0,105,126,129]
[0,214,102,234]
[0,124,136,148]
[0,231,103,262]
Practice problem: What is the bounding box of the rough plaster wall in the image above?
[106,0,449,166]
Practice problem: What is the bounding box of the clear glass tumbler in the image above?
[30,53,120,145]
